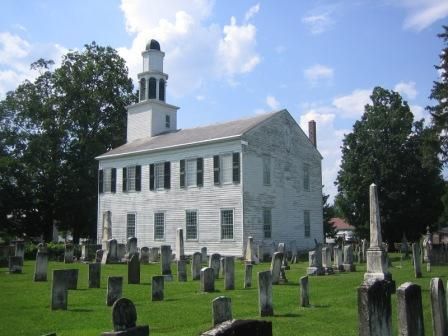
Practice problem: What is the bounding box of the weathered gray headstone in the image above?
[224,256,235,290]
[200,320,272,336]
[64,242,74,264]
[212,296,232,326]
[51,270,68,310]
[307,244,324,275]
[322,247,334,274]
[244,264,253,289]
[14,240,25,259]
[102,239,118,264]
[65,269,79,290]
[278,243,290,270]
[125,237,138,261]
[412,243,422,278]
[96,249,103,263]
[397,282,424,336]
[149,247,159,262]
[128,253,140,284]
[152,275,164,301]
[175,228,185,261]
[430,277,448,336]
[300,276,309,307]
[361,239,368,263]
[358,278,392,336]
[37,242,48,253]
[245,236,259,264]
[270,252,283,285]
[209,253,221,279]
[343,245,356,272]
[333,246,344,271]
[177,260,187,282]
[107,276,123,306]
[201,247,208,263]
[117,243,126,261]
[192,252,202,280]
[258,271,273,317]
[220,257,225,278]
[200,267,215,292]
[140,247,150,264]
[102,211,112,249]
[34,251,48,281]
[160,245,173,281]
[9,256,23,273]
[88,262,101,288]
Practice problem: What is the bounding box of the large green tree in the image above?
[0,43,136,242]
[335,87,444,242]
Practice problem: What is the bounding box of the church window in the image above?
[99,168,117,193]
[159,79,165,101]
[122,166,141,192]
[303,163,310,191]
[263,207,272,239]
[150,162,170,190]
[263,156,271,185]
[148,77,156,99]
[304,210,310,237]
[186,210,198,240]
[180,158,203,188]
[221,154,233,184]
[139,78,146,101]
[155,163,164,189]
[221,209,234,240]
[154,212,165,240]
[165,115,170,128]
[186,159,197,187]
[214,153,240,185]
[127,213,136,238]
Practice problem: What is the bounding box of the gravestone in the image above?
[201,247,208,263]
[96,249,104,263]
[15,240,25,259]
[430,278,448,336]
[412,243,422,278]
[322,247,334,274]
[88,263,101,288]
[160,245,173,281]
[107,276,123,306]
[65,269,79,290]
[34,251,48,281]
[244,264,253,288]
[102,239,118,264]
[64,242,74,263]
[307,243,324,275]
[358,278,392,336]
[177,260,187,282]
[258,271,273,317]
[333,246,344,271]
[117,244,126,261]
[270,252,283,285]
[277,243,289,270]
[422,227,432,263]
[102,210,112,249]
[343,245,356,272]
[361,239,368,263]
[192,252,202,280]
[220,257,225,278]
[200,267,215,292]
[401,235,409,258]
[224,257,235,290]
[37,242,48,253]
[397,282,424,336]
[101,297,149,336]
[245,236,259,264]
[149,247,159,262]
[140,247,150,264]
[51,270,68,310]
[125,237,138,261]
[212,296,232,326]
[201,320,273,336]
[128,253,140,284]
[209,253,221,279]
[80,244,88,262]
[300,276,309,307]
[152,275,164,301]
[9,256,23,273]
[175,228,185,261]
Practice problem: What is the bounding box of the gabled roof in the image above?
[97,110,283,159]
[330,217,355,231]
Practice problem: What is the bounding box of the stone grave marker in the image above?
[343,245,356,272]
[412,243,422,278]
[102,210,112,249]
[175,228,185,261]
[209,253,221,279]
[212,296,232,326]
[37,242,48,253]
[117,243,126,261]
[96,249,103,263]
[224,256,235,290]
[160,245,173,281]
[258,271,273,317]
[201,267,215,292]
[64,242,74,263]
[65,269,79,290]
[277,243,289,270]
[300,276,309,307]
[9,256,23,273]
[88,263,101,288]
[201,247,208,263]
[177,260,187,282]
[128,253,140,284]
[430,277,448,336]
[125,237,138,261]
[140,247,150,264]
[192,252,202,280]
[34,250,48,281]
[152,275,164,301]
[397,282,424,336]
[15,240,25,259]
[107,276,123,306]
[149,247,159,262]
[333,246,344,271]
[51,270,68,310]
[322,247,334,274]
[245,236,259,264]
[270,252,283,285]
[244,264,253,288]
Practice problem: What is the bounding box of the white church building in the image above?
[96,40,323,256]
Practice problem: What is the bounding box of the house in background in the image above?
[330,217,356,242]
[96,40,323,256]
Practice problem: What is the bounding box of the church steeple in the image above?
[126,40,179,142]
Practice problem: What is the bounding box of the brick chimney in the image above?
[308,120,317,148]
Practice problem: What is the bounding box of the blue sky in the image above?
[1,0,447,201]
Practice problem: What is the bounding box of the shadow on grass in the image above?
[70,308,94,312]
[311,304,330,308]
[275,313,300,317]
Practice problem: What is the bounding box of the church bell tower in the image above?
[126,39,179,142]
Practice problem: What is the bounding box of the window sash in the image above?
[304,163,310,191]
[304,210,310,237]
[221,154,233,184]
[155,163,164,189]
[186,159,197,187]
[154,212,165,240]
[103,168,112,192]
[221,209,234,239]
[186,210,198,240]
[263,157,271,185]
[127,166,136,191]
[165,115,170,128]
[127,213,136,239]
[263,208,272,239]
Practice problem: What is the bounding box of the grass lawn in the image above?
[0,254,447,336]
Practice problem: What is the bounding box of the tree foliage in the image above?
[323,193,336,238]
[335,87,444,242]
[0,42,137,242]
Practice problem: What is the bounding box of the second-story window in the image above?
[165,115,170,128]
[122,165,141,192]
[150,162,171,191]
[99,168,116,193]
[263,156,271,185]
[214,153,240,185]
[180,158,203,188]
[303,163,310,191]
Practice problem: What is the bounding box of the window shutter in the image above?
[111,168,116,193]
[197,158,203,187]
[164,161,171,189]
[98,169,104,193]
[135,165,141,191]
[149,164,155,191]
[232,152,240,183]
[122,167,127,192]
[180,160,185,188]
[213,155,220,185]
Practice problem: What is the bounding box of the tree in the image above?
[323,193,336,238]
[428,25,448,163]
[335,87,444,242]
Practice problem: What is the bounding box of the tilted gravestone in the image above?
[258,271,273,317]
[140,247,150,264]
[270,252,283,285]
[152,275,164,301]
[64,242,74,264]
[34,251,48,281]
[412,243,422,278]
[101,297,149,336]
[358,278,392,336]
[200,320,273,336]
[212,296,232,326]
[209,253,221,279]
[160,245,173,281]
[9,256,23,273]
[300,276,309,307]
[88,263,101,288]
[201,267,215,292]
[51,270,68,310]
[397,282,424,336]
[192,252,202,280]
[244,264,253,289]
[177,260,187,282]
[107,276,123,306]
[430,277,448,336]
[128,253,140,284]
[224,257,235,290]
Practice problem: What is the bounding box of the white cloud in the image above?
[195,95,205,101]
[266,95,280,110]
[394,81,418,100]
[304,64,334,86]
[245,3,260,22]
[396,0,448,31]
[302,12,334,34]
[332,89,371,118]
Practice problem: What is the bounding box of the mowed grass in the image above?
[0,254,447,336]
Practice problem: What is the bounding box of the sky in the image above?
[1,0,448,201]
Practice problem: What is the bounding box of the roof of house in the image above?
[96,110,284,159]
[330,217,355,231]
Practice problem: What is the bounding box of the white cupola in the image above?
[126,39,179,142]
